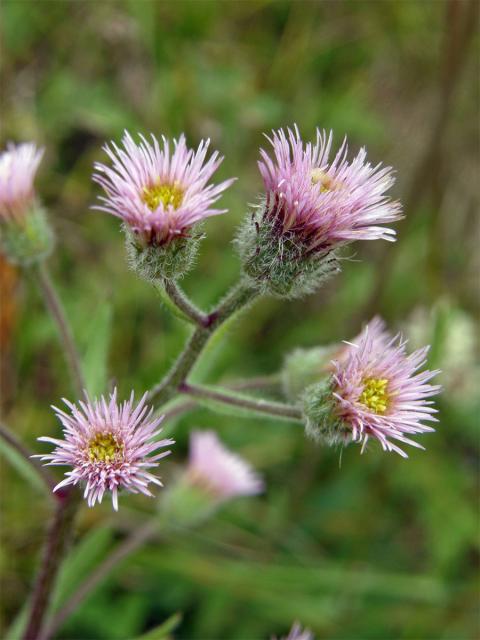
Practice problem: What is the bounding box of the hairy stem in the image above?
[205,279,258,328]
[157,374,282,422]
[180,382,303,422]
[22,489,79,640]
[148,326,211,404]
[33,263,86,397]
[0,422,57,496]
[148,280,258,404]
[162,279,209,327]
[40,520,158,640]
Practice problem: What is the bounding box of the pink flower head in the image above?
[0,143,44,221]
[273,622,314,640]
[331,320,441,457]
[327,316,390,372]
[188,430,264,500]
[258,126,402,253]
[37,389,174,510]
[93,131,235,245]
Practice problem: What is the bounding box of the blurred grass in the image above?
[0,1,478,639]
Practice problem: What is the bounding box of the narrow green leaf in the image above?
[5,605,28,640]
[0,437,47,495]
[135,613,182,640]
[50,525,115,611]
[82,303,112,396]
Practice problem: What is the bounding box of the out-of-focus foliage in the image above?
[0,1,478,639]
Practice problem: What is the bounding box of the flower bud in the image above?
[161,474,219,527]
[0,143,54,265]
[163,430,263,526]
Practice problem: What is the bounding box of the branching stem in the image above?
[162,279,209,327]
[148,279,258,404]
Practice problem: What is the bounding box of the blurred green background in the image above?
[1,1,478,639]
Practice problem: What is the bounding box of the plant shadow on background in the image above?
[0,1,478,639]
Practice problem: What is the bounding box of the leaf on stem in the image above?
[0,437,48,495]
[134,612,183,640]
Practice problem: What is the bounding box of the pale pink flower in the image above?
[327,315,390,371]
[93,131,235,245]
[188,430,264,500]
[0,143,44,221]
[258,126,402,252]
[273,622,314,640]
[37,389,174,510]
[331,320,441,457]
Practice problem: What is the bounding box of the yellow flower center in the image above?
[88,432,124,463]
[359,377,389,414]
[142,182,184,211]
[310,169,341,192]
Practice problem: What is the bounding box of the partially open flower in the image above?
[187,430,264,500]
[302,319,441,456]
[162,430,263,527]
[259,126,401,249]
[0,143,43,221]
[37,389,174,510]
[237,126,402,298]
[0,143,53,264]
[273,622,314,640]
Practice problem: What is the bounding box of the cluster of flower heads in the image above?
[92,132,235,246]
[0,143,43,221]
[2,125,402,261]
[258,126,402,253]
[0,126,442,511]
[328,318,441,457]
[90,125,401,259]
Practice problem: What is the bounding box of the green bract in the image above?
[0,205,54,266]
[236,207,340,299]
[301,380,351,447]
[124,226,202,282]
